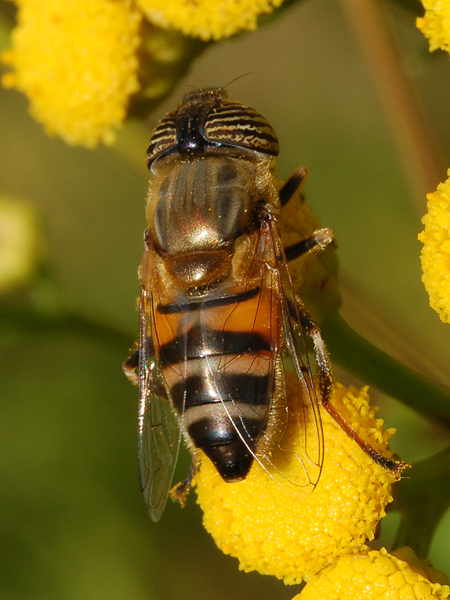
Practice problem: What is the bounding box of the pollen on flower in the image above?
[135,0,285,41]
[418,169,450,323]
[1,0,142,147]
[194,382,402,584]
[295,548,449,600]
[417,1,450,54]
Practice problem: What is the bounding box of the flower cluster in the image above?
[418,170,450,323]
[297,548,449,600]
[194,382,402,584]
[2,0,285,146]
[135,0,284,41]
[417,0,450,55]
[193,377,450,599]
[2,0,142,147]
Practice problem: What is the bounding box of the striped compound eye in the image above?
[146,112,178,168]
[203,100,279,157]
[146,88,279,169]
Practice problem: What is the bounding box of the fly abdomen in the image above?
[156,323,274,481]
[168,360,272,482]
[153,280,278,483]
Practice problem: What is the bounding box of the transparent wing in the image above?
[138,279,182,522]
[260,217,325,490]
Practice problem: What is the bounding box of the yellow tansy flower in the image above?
[195,383,402,584]
[135,0,285,41]
[2,0,142,147]
[418,170,450,323]
[296,548,449,600]
[417,1,450,54]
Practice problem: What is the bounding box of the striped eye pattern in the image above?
[146,88,279,168]
[146,113,178,168]
[204,101,279,157]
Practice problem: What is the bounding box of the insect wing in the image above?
[138,283,181,522]
[266,218,325,490]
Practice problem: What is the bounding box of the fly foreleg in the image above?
[279,166,334,262]
[279,165,309,207]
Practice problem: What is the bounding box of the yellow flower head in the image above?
[417,1,450,54]
[418,169,450,323]
[135,0,285,41]
[296,548,449,600]
[2,0,142,147]
[194,383,402,584]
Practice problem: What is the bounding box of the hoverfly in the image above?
[124,87,404,522]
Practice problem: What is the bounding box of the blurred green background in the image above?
[1,0,450,598]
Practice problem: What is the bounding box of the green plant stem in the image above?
[0,304,133,350]
[392,446,450,558]
[322,311,450,427]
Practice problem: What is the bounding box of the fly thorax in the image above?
[148,154,259,287]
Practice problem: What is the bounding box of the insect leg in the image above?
[170,461,198,507]
[285,227,334,262]
[279,165,309,207]
[123,342,168,397]
[123,350,139,386]
[300,308,408,479]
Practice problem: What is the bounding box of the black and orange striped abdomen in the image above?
[153,282,280,482]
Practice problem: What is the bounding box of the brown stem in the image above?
[338,0,443,209]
